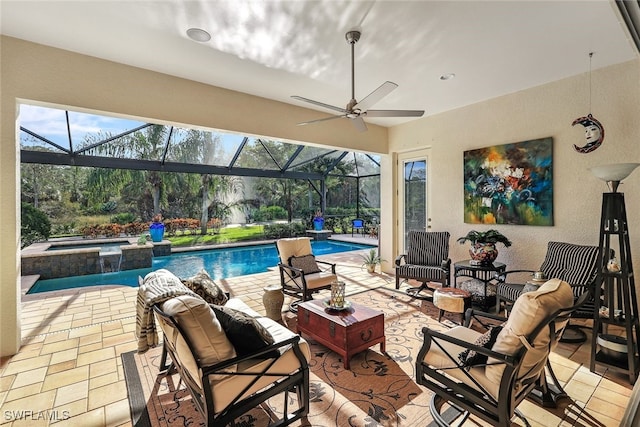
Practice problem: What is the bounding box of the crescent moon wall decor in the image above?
[572,113,604,154]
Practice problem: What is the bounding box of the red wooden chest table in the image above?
[296,299,386,369]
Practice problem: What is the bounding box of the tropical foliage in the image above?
[21,203,51,247]
[20,126,379,240]
[360,248,385,268]
[456,229,512,247]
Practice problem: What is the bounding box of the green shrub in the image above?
[263,222,306,239]
[21,203,51,248]
[100,200,117,213]
[111,212,136,225]
[252,205,288,222]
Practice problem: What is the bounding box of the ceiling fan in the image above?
[292,30,424,132]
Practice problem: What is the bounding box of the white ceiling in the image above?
[1,0,637,128]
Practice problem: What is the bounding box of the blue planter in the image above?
[313,218,324,231]
[149,222,165,242]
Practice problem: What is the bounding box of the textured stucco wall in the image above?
[381,59,640,296]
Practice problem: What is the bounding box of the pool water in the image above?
[46,242,128,251]
[28,240,374,294]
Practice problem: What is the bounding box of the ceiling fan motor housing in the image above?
[345,30,361,44]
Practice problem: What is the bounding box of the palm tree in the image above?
[199,174,243,234]
[84,125,179,220]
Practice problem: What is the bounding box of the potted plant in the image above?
[149,213,165,242]
[457,229,512,265]
[312,210,324,231]
[360,248,385,273]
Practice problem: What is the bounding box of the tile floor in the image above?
[0,240,634,426]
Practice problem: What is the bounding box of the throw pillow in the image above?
[143,268,185,290]
[289,254,321,274]
[459,325,503,368]
[181,269,228,306]
[161,295,236,380]
[211,305,279,359]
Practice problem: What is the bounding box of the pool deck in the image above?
[2,234,632,426]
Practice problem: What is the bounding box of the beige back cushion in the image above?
[276,237,313,264]
[161,295,237,382]
[485,278,574,384]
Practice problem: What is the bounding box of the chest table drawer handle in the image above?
[361,328,372,342]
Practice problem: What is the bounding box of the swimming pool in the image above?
[28,240,374,294]
[46,241,129,251]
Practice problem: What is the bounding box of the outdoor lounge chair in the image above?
[395,231,451,299]
[153,295,310,426]
[275,237,337,311]
[416,278,578,426]
[495,241,605,342]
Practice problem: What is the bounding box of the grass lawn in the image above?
[168,225,266,247]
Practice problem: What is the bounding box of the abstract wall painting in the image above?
[463,137,553,226]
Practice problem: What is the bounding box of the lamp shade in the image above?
[590,163,640,181]
[589,163,640,192]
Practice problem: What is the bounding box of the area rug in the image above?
[122,288,460,427]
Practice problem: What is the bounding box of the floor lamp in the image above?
[589,162,640,384]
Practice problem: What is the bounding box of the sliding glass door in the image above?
[398,150,430,252]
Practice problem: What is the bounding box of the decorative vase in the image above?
[469,243,498,265]
[262,285,284,321]
[149,222,165,242]
[367,265,376,274]
[313,217,324,231]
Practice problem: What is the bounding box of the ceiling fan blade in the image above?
[351,116,368,132]
[365,109,425,118]
[291,95,346,114]
[297,114,345,126]
[353,81,398,112]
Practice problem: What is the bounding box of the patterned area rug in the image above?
[122,288,461,426]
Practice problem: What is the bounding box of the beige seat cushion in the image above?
[161,295,237,381]
[486,278,573,384]
[276,237,313,262]
[225,297,261,317]
[422,326,500,398]
[293,271,338,290]
[208,312,311,415]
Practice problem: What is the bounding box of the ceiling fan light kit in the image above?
[292,30,424,132]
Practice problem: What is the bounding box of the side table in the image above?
[454,260,506,311]
[433,287,472,324]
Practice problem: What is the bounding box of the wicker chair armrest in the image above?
[395,254,407,267]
